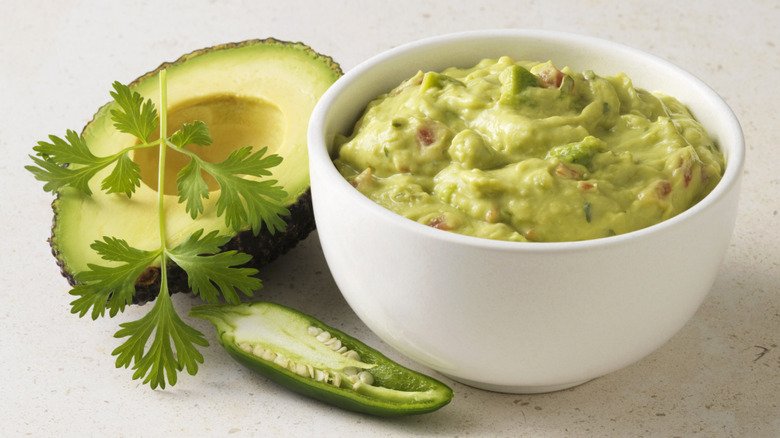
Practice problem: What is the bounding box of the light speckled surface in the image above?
[1,0,777,436]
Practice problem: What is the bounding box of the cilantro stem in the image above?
[157,69,170,294]
[158,70,169,254]
[111,139,163,157]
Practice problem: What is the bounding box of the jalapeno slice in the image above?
[189,301,453,416]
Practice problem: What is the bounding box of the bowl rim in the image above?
[308,29,745,253]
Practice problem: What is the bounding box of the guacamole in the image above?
[333,57,725,242]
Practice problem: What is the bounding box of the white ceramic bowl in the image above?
[307,30,744,393]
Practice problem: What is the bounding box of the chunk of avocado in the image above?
[50,39,342,303]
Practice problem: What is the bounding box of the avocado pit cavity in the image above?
[133,94,286,195]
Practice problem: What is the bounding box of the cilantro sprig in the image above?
[26,70,289,389]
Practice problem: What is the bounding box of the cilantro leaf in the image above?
[201,146,289,234]
[26,131,112,195]
[176,159,210,218]
[33,130,98,165]
[101,153,142,196]
[26,129,144,197]
[26,154,97,195]
[170,121,212,148]
[218,177,289,234]
[112,287,208,390]
[167,229,261,304]
[110,81,158,142]
[170,121,213,218]
[69,237,161,319]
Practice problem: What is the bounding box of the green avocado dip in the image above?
[332,57,725,242]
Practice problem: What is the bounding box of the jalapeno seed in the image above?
[344,350,361,361]
[236,325,377,391]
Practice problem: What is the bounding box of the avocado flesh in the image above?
[50,39,342,302]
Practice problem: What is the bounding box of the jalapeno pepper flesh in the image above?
[189,301,453,416]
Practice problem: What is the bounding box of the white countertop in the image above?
[2,0,778,436]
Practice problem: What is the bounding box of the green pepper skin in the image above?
[190,301,453,416]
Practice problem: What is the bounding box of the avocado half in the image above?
[50,39,342,304]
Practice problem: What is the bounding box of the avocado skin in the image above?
[48,38,340,305]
